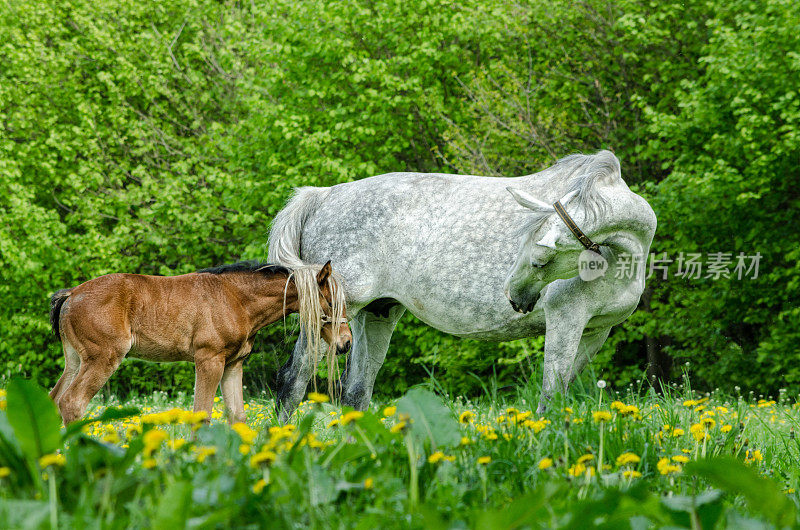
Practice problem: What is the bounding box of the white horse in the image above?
[268,150,656,417]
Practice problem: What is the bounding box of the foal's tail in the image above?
[267,186,331,267]
[49,288,73,341]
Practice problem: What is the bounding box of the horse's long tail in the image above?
[267,186,331,268]
[49,288,73,341]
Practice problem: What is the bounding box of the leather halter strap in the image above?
[552,200,602,254]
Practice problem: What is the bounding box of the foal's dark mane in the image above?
[197,260,290,277]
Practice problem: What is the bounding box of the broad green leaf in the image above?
[5,378,62,461]
[152,480,192,530]
[687,457,796,527]
[396,387,460,449]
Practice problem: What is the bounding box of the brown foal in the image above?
[48,260,351,425]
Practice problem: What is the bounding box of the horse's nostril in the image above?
[339,340,352,353]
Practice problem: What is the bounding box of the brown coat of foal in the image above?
[48,261,351,425]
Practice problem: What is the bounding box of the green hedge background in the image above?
[1,0,798,399]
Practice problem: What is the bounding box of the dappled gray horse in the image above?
[269,150,656,417]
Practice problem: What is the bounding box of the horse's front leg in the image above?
[221,359,246,425]
[537,307,589,414]
[193,349,226,422]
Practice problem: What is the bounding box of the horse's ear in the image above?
[317,260,332,286]
[507,187,554,212]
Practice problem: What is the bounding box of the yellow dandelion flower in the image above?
[250,450,277,467]
[308,392,329,404]
[459,411,475,424]
[0,467,10,478]
[721,424,733,433]
[39,453,66,468]
[364,477,374,489]
[616,453,640,466]
[142,458,156,469]
[577,454,595,464]
[167,439,187,450]
[390,421,407,434]
[622,470,642,479]
[610,401,626,412]
[383,406,397,417]
[672,428,685,437]
[253,479,267,494]
[327,419,340,428]
[477,456,491,465]
[340,411,363,426]
[592,411,612,423]
[194,446,217,463]
[672,455,689,463]
[232,423,257,445]
[460,436,473,446]
[657,457,681,475]
[522,419,548,433]
[538,457,553,470]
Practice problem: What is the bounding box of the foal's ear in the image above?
[507,187,554,212]
[317,260,332,286]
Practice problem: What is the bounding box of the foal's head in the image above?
[315,261,352,354]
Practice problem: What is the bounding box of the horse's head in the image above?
[315,261,352,354]
[504,188,593,313]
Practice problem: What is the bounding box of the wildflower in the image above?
[563,407,573,414]
[327,419,340,428]
[683,399,698,407]
[577,454,595,464]
[699,417,716,429]
[597,380,606,389]
[308,392,329,404]
[618,404,640,418]
[253,479,267,494]
[194,446,217,463]
[383,406,397,417]
[671,428,685,437]
[460,436,473,446]
[239,444,251,455]
[459,411,475,424]
[125,423,143,439]
[232,423,257,445]
[143,429,168,456]
[39,453,66,468]
[477,456,491,465]
[745,449,763,463]
[672,455,689,463]
[250,450,277,467]
[657,457,681,475]
[522,419,548,433]
[538,457,553,470]
[340,411,364,426]
[364,477,374,489]
[721,424,733,433]
[390,421,407,434]
[616,453,640,466]
[0,467,10,478]
[428,451,455,464]
[568,463,596,477]
[610,401,626,412]
[592,411,612,423]
[690,423,710,441]
[167,439,187,450]
[143,458,156,469]
[622,470,642,479]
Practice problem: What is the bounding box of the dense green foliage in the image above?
[1,0,798,397]
[0,380,798,527]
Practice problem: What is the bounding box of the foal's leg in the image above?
[341,304,405,411]
[57,345,126,425]
[193,350,226,422]
[220,360,246,425]
[50,340,81,403]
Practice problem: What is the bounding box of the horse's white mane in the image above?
[516,150,620,237]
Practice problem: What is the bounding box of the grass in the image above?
[0,373,798,528]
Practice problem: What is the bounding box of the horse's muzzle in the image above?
[337,340,352,354]
[509,292,539,314]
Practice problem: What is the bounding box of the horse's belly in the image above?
[127,338,194,363]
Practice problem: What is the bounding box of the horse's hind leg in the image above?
[341,303,406,411]
[50,340,80,403]
[57,344,126,425]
